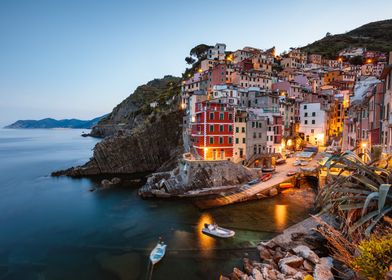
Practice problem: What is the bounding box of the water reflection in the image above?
[274,204,287,231]
[196,213,216,258]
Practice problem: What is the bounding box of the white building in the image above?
[207,43,226,60]
[211,84,240,106]
[299,103,328,146]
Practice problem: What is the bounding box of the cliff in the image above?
[89,75,181,138]
[53,76,183,177]
[54,109,183,177]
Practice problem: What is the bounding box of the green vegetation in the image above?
[352,234,392,280]
[301,19,392,58]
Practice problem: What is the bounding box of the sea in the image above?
[0,128,313,280]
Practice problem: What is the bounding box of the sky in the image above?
[1,0,392,126]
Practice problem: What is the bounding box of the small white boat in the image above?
[150,242,167,265]
[202,223,235,238]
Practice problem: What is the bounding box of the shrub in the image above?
[352,234,392,280]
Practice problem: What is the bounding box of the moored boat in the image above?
[286,170,297,176]
[279,182,294,189]
[202,223,235,238]
[262,166,275,173]
[261,173,272,181]
[150,241,167,265]
[276,158,286,165]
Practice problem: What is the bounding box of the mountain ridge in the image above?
[5,115,106,129]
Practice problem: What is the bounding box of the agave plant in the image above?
[317,150,392,239]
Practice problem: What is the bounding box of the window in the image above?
[312,112,316,117]
[209,125,214,132]
[219,113,224,120]
[228,137,232,144]
[219,125,224,132]
[259,133,262,138]
[311,129,314,134]
[252,122,255,128]
[253,132,256,138]
[210,112,214,120]
[304,112,308,117]
[209,137,214,144]
[242,127,245,133]
[305,120,308,124]
[228,114,232,120]
[242,138,246,144]
[304,105,307,109]
[228,125,232,132]
[219,137,223,144]
[312,120,315,124]
[235,138,239,144]
[236,127,239,133]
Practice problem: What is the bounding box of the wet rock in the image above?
[252,268,264,280]
[101,179,111,187]
[319,257,333,268]
[278,255,304,276]
[272,247,285,263]
[269,187,278,196]
[111,177,121,184]
[302,259,314,272]
[258,245,273,261]
[313,264,334,280]
[243,258,254,274]
[232,267,245,280]
[293,245,320,264]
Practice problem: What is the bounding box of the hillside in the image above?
[301,19,392,58]
[5,116,105,129]
[90,75,181,137]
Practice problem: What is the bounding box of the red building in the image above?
[191,100,234,160]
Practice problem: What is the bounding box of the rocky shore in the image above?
[222,214,354,280]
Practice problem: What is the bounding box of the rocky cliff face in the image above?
[90,75,180,138]
[52,76,183,177]
[54,110,183,177]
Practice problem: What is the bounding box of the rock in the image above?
[272,247,285,263]
[313,264,334,280]
[302,259,314,272]
[111,177,121,184]
[269,187,278,196]
[101,179,111,187]
[293,271,306,280]
[278,255,304,276]
[232,267,245,279]
[243,258,254,274]
[293,245,320,264]
[252,268,264,280]
[319,257,333,268]
[258,245,273,260]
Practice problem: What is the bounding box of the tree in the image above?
[326,32,332,37]
[189,44,211,59]
[185,56,196,65]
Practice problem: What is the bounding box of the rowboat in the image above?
[261,173,272,181]
[202,223,235,238]
[286,170,297,176]
[150,241,167,265]
[279,182,294,189]
[276,158,286,165]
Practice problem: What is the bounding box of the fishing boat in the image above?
[279,182,294,189]
[202,223,235,238]
[293,160,301,166]
[276,158,286,165]
[150,241,167,265]
[261,173,272,181]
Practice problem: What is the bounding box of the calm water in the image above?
[0,129,313,280]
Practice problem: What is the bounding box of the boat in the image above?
[276,158,286,165]
[262,166,275,173]
[279,182,294,189]
[248,178,260,185]
[300,161,309,166]
[293,160,301,166]
[202,223,235,238]
[286,170,297,176]
[150,241,167,265]
[261,173,272,181]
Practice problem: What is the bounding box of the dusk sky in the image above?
[1,0,391,126]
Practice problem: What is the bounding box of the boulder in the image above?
[101,179,112,187]
[319,257,333,268]
[232,267,246,279]
[111,177,121,184]
[302,259,314,272]
[313,264,334,280]
[293,245,320,264]
[243,258,254,274]
[258,245,273,260]
[269,187,278,196]
[278,255,304,276]
[252,268,264,280]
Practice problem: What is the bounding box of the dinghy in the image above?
[279,182,294,189]
[261,173,272,181]
[202,223,235,238]
[150,241,167,265]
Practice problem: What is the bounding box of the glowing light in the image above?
[366,59,372,64]
[287,139,293,147]
[180,103,186,110]
[196,213,216,257]
[337,57,343,62]
[198,68,203,73]
[191,116,195,122]
[274,204,287,231]
[361,142,367,149]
